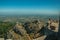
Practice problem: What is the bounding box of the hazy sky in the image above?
[0,0,60,15]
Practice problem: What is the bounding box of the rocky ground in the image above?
[3,19,59,40]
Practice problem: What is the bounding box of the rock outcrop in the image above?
[6,19,59,40]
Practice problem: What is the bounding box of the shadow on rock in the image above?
[44,33,58,40]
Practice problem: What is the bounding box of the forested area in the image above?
[0,21,15,38]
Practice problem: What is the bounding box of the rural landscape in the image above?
[0,0,59,40]
[0,15,59,40]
